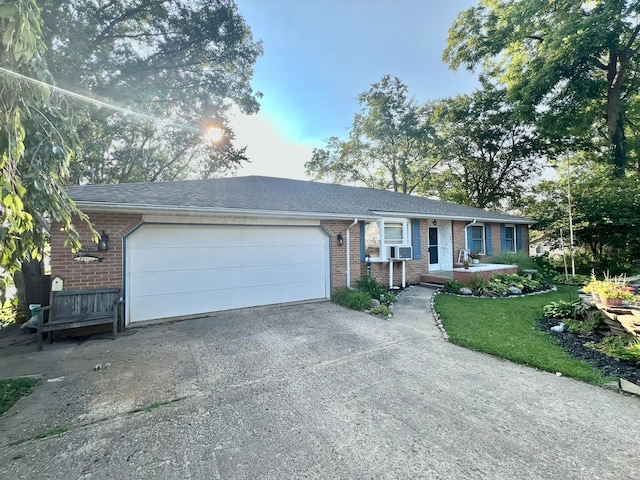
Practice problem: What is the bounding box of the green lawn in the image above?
[1,378,39,415]
[434,286,610,385]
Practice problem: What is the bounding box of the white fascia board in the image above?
[74,202,379,221]
[370,210,536,224]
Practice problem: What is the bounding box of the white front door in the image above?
[125,224,330,323]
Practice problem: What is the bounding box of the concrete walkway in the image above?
[1,287,639,479]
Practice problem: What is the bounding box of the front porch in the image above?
[420,263,519,286]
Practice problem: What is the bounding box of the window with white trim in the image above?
[468,224,485,255]
[365,219,410,260]
[504,225,516,252]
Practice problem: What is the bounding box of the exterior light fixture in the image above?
[337,233,344,246]
[98,230,110,251]
[432,219,438,226]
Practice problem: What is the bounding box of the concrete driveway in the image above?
[1,287,639,479]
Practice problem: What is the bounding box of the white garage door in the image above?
[125,224,330,323]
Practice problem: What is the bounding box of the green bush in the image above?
[369,304,392,317]
[379,291,397,304]
[333,288,371,311]
[543,300,587,319]
[553,274,589,286]
[355,277,387,299]
[443,279,464,294]
[564,314,604,335]
[469,274,490,296]
[586,337,640,364]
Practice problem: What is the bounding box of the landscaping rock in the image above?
[508,286,522,295]
[459,287,473,296]
[369,298,381,308]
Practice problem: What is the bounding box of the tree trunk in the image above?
[607,48,627,177]
[13,259,43,319]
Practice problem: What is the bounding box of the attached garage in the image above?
[125,224,330,324]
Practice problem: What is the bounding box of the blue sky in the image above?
[231,0,479,179]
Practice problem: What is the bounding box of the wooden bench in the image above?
[37,288,122,351]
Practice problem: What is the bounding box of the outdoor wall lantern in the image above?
[432,219,438,226]
[337,233,344,246]
[98,230,110,251]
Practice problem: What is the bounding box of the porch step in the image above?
[420,272,454,285]
[420,282,444,289]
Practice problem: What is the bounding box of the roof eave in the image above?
[74,202,380,221]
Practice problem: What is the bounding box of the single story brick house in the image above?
[51,176,533,325]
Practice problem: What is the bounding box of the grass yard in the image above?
[434,286,611,385]
[1,378,39,415]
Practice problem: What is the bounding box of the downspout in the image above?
[346,218,358,288]
[464,219,477,261]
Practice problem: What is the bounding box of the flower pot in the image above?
[471,259,480,264]
[602,297,623,306]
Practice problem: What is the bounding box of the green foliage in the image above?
[305,75,439,194]
[468,274,489,296]
[553,274,589,286]
[444,1,640,174]
[333,288,371,311]
[443,279,464,294]
[0,377,38,415]
[434,286,608,384]
[379,291,397,305]
[39,0,263,184]
[543,301,587,320]
[0,0,90,288]
[369,304,392,317]
[355,277,387,300]
[564,315,604,336]
[425,84,541,209]
[586,337,640,365]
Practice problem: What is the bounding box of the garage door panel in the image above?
[126,225,329,323]
[129,243,326,273]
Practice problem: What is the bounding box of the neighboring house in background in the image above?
[51,176,534,325]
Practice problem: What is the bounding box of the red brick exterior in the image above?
[50,212,142,290]
[50,214,530,297]
[451,221,530,265]
[321,219,430,293]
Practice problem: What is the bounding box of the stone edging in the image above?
[429,289,449,341]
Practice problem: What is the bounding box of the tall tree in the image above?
[0,0,89,302]
[426,85,542,209]
[39,0,263,184]
[444,0,640,176]
[305,75,439,193]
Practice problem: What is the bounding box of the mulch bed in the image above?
[539,317,640,384]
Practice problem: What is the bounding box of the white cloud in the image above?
[229,108,315,180]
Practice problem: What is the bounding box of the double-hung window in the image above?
[468,224,485,255]
[364,219,410,260]
[504,225,516,252]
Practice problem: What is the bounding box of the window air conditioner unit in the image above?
[388,246,412,260]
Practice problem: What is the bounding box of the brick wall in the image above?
[50,212,142,290]
[321,219,430,292]
[451,221,531,263]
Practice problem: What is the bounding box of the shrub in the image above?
[369,304,392,317]
[543,300,587,319]
[553,274,589,286]
[379,291,397,304]
[355,277,387,299]
[564,314,604,335]
[333,288,371,311]
[443,280,464,294]
[586,337,640,364]
[469,274,489,296]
